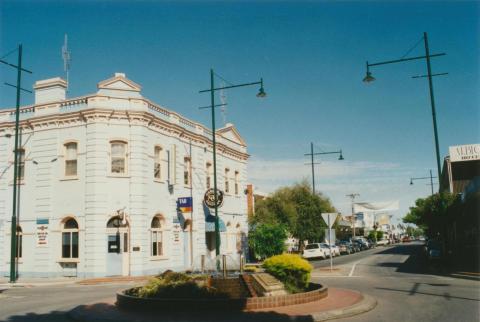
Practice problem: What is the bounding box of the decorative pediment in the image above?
[217,123,246,147]
[97,73,141,92]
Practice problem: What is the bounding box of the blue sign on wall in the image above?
[177,197,192,213]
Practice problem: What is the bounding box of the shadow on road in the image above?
[375,286,480,302]
[375,243,447,275]
[3,305,317,322]
[1,311,71,322]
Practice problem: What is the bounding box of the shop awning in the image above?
[205,215,226,232]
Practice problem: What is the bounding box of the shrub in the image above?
[249,223,288,259]
[129,272,225,299]
[262,254,312,293]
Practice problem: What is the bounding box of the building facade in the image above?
[0,73,249,278]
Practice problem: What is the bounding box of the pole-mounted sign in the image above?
[321,213,337,228]
[203,188,224,208]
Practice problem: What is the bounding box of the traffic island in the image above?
[69,287,376,322]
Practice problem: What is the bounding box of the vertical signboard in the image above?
[36,218,49,247]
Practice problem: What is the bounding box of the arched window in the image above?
[62,218,79,259]
[110,141,127,174]
[154,146,162,180]
[151,215,165,257]
[16,226,22,258]
[64,142,78,176]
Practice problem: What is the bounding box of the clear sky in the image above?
[1,1,479,220]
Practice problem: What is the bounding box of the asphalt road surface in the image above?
[0,243,478,322]
[310,242,480,322]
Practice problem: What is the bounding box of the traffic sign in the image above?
[322,213,338,228]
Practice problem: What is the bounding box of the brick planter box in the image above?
[116,283,328,312]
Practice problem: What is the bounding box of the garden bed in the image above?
[117,282,327,312]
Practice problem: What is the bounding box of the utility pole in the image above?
[346,193,360,238]
[0,44,32,283]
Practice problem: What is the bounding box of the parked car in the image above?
[376,238,390,246]
[320,243,335,257]
[330,244,341,256]
[425,240,442,261]
[302,243,327,260]
[402,236,411,243]
[367,238,376,248]
[353,239,368,251]
[338,241,354,254]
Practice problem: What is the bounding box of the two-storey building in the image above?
[0,73,249,278]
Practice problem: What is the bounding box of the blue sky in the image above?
[1,1,479,219]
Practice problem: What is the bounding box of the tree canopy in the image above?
[403,192,457,238]
[251,181,336,247]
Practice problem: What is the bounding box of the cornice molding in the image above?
[0,108,249,161]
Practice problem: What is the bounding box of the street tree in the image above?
[251,181,336,250]
[403,192,457,238]
[248,223,288,259]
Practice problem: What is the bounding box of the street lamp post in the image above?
[305,143,344,195]
[363,32,447,182]
[346,193,360,238]
[199,69,266,257]
[410,169,437,195]
[1,44,32,283]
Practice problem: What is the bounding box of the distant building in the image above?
[440,143,480,271]
[0,73,249,278]
[440,144,480,194]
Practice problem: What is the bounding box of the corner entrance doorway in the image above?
[106,216,130,276]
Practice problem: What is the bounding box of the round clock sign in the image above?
[204,188,224,208]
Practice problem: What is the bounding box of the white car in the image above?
[322,243,340,256]
[302,243,327,259]
[376,238,389,246]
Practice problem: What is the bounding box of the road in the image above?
[310,242,480,322]
[0,243,478,321]
[0,282,133,321]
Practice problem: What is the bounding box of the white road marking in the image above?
[349,261,360,277]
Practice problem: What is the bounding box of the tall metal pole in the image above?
[10,44,22,283]
[310,142,315,195]
[429,169,434,196]
[210,69,220,257]
[347,193,359,238]
[424,32,442,182]
[189,139,194,268]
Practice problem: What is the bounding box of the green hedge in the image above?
[126,271,227,299]
[262,254,313,293]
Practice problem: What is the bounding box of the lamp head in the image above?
[410,179,413,185]
[338,150,344,161]
[256,78,267,98]
[363,71,375,83]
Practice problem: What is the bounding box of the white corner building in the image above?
[0,73,249,278]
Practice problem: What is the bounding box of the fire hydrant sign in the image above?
[36,218,49,247]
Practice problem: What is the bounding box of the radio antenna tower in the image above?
[220,81,227,126]
[62,34,71,93]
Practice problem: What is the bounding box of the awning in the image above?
[205,215,226,232]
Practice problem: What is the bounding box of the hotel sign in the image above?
[449,144,480,162]
[204,188,224,208]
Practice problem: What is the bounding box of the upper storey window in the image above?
[184,157,191,187]
[224,168,230,193]
[17,149,25,181]
[111,141,128,174]
[154,146,162,180]
[64,142,78,177]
